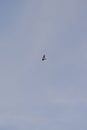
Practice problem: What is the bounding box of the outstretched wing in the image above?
[43,54,45,58]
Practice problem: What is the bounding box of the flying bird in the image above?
[42,54,46,61]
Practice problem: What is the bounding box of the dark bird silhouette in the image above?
[42,54,46,61]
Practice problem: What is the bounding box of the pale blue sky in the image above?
[0,0,87,129]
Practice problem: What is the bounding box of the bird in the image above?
[42,54,46,61]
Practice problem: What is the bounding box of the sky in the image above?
[0,0,87,129]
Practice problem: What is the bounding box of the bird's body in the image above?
[42,54,46,61]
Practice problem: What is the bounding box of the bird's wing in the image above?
[43,55,45,58]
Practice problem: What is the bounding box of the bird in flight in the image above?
[42,54,46,61]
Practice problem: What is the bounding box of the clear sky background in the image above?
[0,0,87,129]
